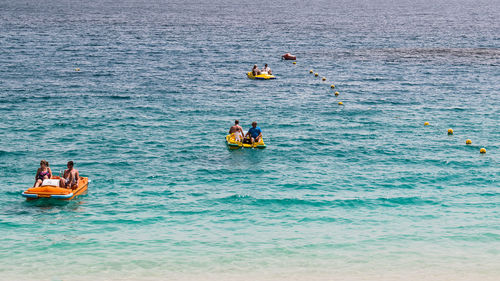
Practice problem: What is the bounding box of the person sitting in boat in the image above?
[261,64,272,75]
[60,161,79,189]
[33,160,52,187]
[245,121,263,145]
[229,119,244,141]
[252,65,261,76]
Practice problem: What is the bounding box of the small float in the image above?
[247,72,276,80]
[281,53,296,60]
[21,176,89,200]
[226,134,266,149]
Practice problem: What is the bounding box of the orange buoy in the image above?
[282,53,296,60]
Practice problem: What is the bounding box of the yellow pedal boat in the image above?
[226,134,266,149]
[22,176,89,200]
[247,72,276,80]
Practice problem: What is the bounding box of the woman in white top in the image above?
[261,64,271,75]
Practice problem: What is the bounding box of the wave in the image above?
[306,47,500,65]
[214,194,441,208]
[96,95,132,100]
[3,189,23,196]
[0,150,26,157]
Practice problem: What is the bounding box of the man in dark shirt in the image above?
[245,121,262,145]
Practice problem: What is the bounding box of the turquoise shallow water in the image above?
[0,0,499,280]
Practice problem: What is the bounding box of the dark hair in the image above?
[67,161,74,166]
[40,160,49,167]
[235,120,239,124]
[252,121,257,126]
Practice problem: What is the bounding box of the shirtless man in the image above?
[60,161,79,189]
[229,120,244,141]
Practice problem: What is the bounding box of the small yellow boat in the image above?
[226,134,266,149]
[247,72,276,80]
[22,176,89,200]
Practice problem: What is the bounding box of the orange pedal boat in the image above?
[22,176,89,200]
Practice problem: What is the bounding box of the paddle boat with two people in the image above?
[226,121,266,149]
[22,176,89,200]
[226,133,266,149]
[22,161,89,200]
[247,72,276,80]
[247,64,276,80]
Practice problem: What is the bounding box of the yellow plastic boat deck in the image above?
[247,72,276,80]
[226,134,266,149]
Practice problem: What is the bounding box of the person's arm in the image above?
[76,170,79,181]
[48,167,52,178]
[35,168,40,179]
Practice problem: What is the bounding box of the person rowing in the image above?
[59,161,79,189]
[261,64,272,75]
[245,121,262,145]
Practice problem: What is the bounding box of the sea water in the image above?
[0,0,499,280]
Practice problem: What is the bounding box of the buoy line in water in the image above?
[290,60,488,156]
[423,123,487,154]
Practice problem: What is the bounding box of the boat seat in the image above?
[42,179,60,187]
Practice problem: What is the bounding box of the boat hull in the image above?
[22,177,89,200]
[247,72,276,80]
[226,134,266,149]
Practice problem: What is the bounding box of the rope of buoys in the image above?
[304,62,341,102]
[286,55,487,158]
[293,57,488,158]
[421,123,486,156]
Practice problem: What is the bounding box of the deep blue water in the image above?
[0,0,499,280]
